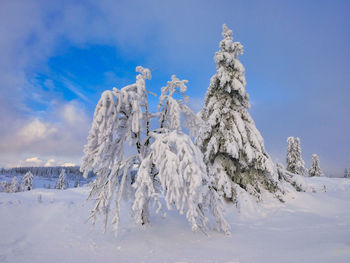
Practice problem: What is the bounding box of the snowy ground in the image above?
[0,177,349,263]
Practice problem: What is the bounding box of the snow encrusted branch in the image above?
[81,67,229,236]
[133,130,229,233]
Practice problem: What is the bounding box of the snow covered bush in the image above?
[22,171,34,191]
[55,169,68,190]
[286,137,306,176]
[81,68,229,235]
[276,162,306,192]
[197,24,280,203]
[309,154,323,177]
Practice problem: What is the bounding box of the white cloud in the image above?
[0,101,89,167]
[25,157,43,163]
[5,157,78,168]
[61,162,76,167]
[61,101,87,126]
[44,158,56,167]
[18,119,57,144]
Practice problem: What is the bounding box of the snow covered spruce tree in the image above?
[10,176,21,193]
[309,154,323,177]
[344,168,349,178]
[55,169,68,190]
[197,24,280,203]
[22,171,34,191]
[81,67,229,235]
[0,181,12,192]
[286,137,306,176]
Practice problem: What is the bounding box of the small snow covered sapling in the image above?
[81,68,229,236]
[22,171,34,191]
[55,169,68,190]
[309,154,323,177]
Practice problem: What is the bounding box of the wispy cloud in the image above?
[60,77,91,104]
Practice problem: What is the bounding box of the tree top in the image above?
[222,24,233,39]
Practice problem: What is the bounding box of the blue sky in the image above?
[0,0,349,175]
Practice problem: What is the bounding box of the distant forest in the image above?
[0,166,95,179]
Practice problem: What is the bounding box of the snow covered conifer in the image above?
[81,66,154,231]
[10,176,21,193]
[309,154,323,177]
[286,137,306,175]
[197,24,278,202]
[286,137,296,173]
[0,181,10,193]
[74,175,79,188]
[55,169,68,190]
[22,171,34,191]
[81,68,230,235]
[294,138,306,175]
[344,168,349,178]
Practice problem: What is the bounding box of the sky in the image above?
[0,0,349,176]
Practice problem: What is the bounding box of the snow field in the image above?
[0,177,349,263]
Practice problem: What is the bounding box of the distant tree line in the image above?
[0,166,95,180]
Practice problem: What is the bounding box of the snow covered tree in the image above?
[55,169,68,190]
[275,162,305,192]
[81,68,229,236]
[309,154,323,177]
[22,171,34,191]
[133,75,229,233]
[286,137,295,173]
[344,168,349,178]
[197,24,279,203]
[10,176,21,193]
[74,175,79,188]
[294,138,306,175]
[286,137,306,176]
[0,181,10,193]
